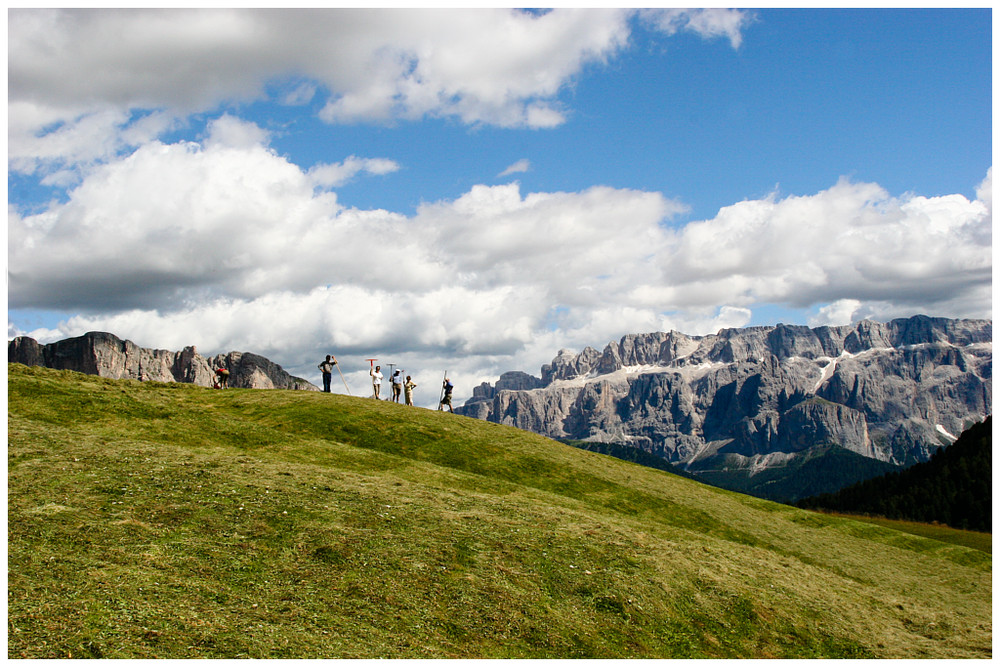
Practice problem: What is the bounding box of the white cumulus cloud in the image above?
[7,117,991,403]
[9,8,753,175]
[659,176,991,316]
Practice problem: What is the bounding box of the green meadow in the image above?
[7,364,991,658]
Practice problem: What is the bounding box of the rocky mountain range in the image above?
[8,331,317,391]
[458,315,992,501]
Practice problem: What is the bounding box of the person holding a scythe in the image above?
[439,377,454,412]
[371,364,384,399]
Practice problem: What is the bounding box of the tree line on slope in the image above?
[796,417,992,533]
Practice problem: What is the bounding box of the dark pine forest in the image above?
[797,417,992,532]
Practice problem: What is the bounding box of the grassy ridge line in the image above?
[7,364,992,659]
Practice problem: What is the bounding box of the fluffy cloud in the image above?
[658,176,991,317]
[413,183,686,301]
[8,8,752,175]
[9,104,132,176]
[8,124,686,317]
[8,118,991,403]
[203,114,271,151]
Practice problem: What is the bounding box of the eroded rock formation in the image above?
[8,331,317,391]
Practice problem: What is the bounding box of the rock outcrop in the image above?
[8,331,317,391]
[458,316,992,499]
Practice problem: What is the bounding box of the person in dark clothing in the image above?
[439,377,454,412]
[317,355,338,393]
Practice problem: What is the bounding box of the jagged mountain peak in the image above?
[459,315,991,501]
[522,316,992,388]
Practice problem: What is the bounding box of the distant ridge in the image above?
[458,315,992,501]
[8,331,316,391]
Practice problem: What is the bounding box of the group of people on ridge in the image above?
[368,364,418,405]
[318,355,453,411]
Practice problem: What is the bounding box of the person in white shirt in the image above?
[370,365,383,399]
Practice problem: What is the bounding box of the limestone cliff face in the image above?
[8,331,317,391]
[468,371,545,403]
[458,316,992,480]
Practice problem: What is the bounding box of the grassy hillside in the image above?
[7,364,992,659]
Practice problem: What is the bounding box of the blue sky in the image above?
[215,8,990,219]
[7,8,992,404]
